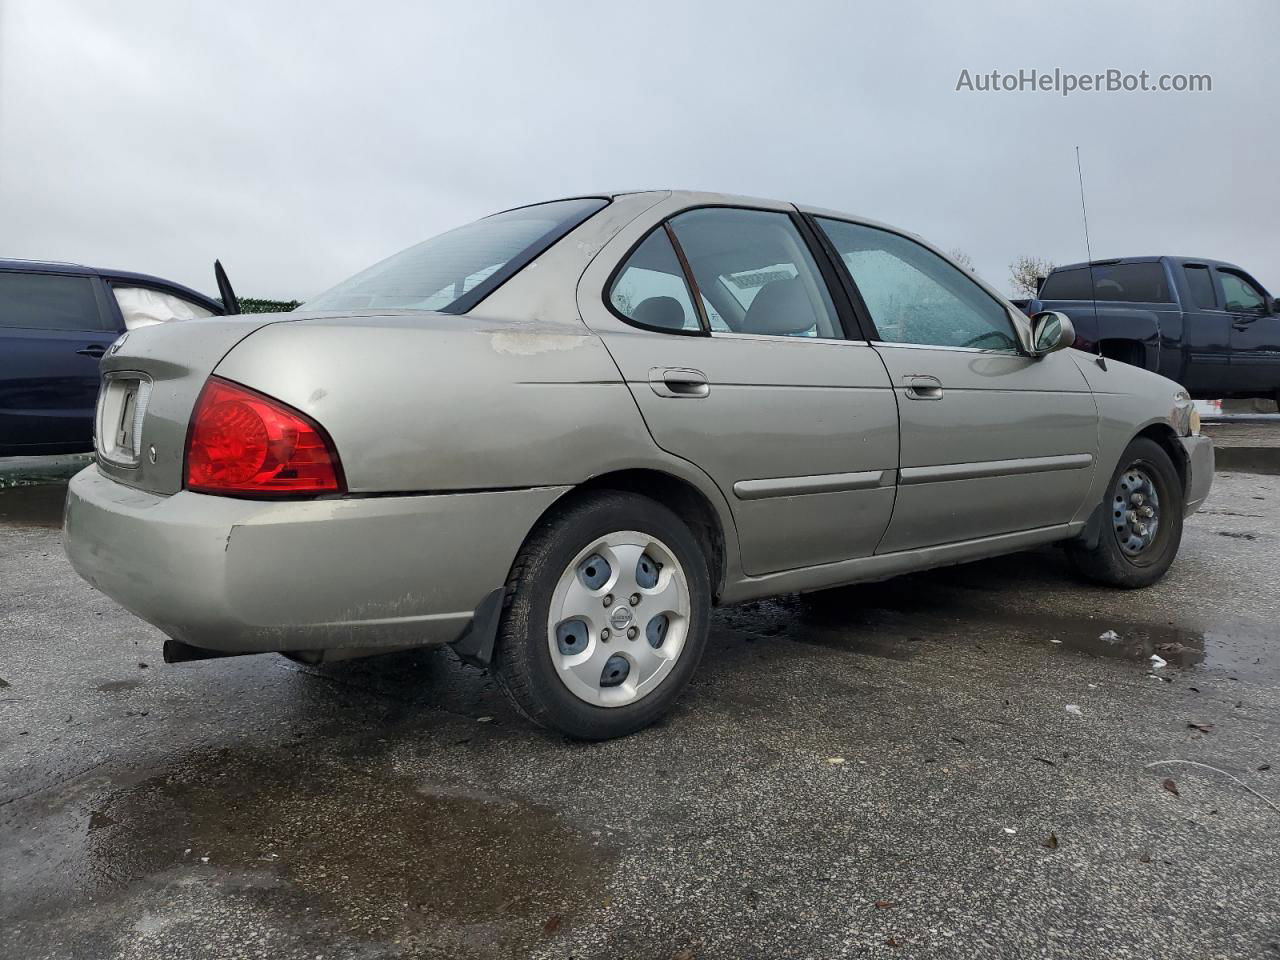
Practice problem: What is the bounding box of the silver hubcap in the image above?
[1113,464,1161,556]
[548,531,691,707]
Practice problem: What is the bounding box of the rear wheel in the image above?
[1067,437,1184,588]
[493,490,710,740]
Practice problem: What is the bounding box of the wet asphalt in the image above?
[2,466,1279,959]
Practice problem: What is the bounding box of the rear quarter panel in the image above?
[213,315,668,493]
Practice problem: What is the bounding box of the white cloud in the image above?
[1,0,1276,299]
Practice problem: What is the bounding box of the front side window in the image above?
[668,208,841,339]
[0,272,105,331]
[305,197,607,314]
[1183,265,1218,310]
[816,219,1018,352]
[1219,270,1267,313]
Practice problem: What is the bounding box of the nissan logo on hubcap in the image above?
[609,606,633,631]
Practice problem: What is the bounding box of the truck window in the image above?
[1040,263,1173,303]
[1182,265,1217,309]
[1219,270,1267,313]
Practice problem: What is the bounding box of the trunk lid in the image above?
[94,314,296,494]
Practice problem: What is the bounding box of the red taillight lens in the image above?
[185,377,344,496]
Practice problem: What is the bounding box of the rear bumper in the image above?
[1179,434,1214,516]
[63,466,568,654]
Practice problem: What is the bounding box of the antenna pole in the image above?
[1075,146,1100,351]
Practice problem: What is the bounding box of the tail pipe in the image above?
[162,639,254,664]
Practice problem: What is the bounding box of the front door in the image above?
[580,205,900,576]
[812,217,1099,553]
[1217,267,1280,396]
[0,271,118,454]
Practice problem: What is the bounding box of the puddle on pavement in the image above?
[43,745,612,954]
[0,481,67,527]
[1011,612,1278,680]
[713,550,1276,682]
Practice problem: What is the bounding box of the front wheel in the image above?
[493,490,710,740]
[1066,437,1184,588]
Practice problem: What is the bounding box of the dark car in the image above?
[0,259,224,456]
[1030,256,1280,401]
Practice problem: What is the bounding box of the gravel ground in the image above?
[2,466,1279,960]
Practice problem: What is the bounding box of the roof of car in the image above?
[0,258,222,310]
[1052,255,1242,272]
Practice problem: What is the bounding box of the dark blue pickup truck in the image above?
[1030,256,1280,401]
[0,260,224,456]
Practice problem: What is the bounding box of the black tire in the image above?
[493,490,711,740]
[1066,437,1184,588]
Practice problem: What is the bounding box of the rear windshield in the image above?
[1040,262,1173,303]
[304,197,608,314]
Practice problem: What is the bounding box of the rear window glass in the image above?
[0,272,105,331]
[1040,263,1173,303]
[305,198,608,314]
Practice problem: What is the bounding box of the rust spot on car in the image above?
[487,330,590,356]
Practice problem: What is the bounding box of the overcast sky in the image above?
[1,0,1276,301]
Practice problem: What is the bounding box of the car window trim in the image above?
[808,214,1025,355]
[792,212,869,341]
[663,222,712,334]
[869,339,1024,356]
[601,222,710,337]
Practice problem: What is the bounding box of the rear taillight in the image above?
[185,377,344,496]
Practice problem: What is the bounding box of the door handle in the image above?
[903,375,943,400]
[76,344,108,358]
[649,367,710,399]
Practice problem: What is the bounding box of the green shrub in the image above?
[234,297,302,314]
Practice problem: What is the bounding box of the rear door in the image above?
[579,203,900,577]
[812,217,1098,553]
[1217,267,1280,394]
[1177,263,1232,393]
[0,270,120,454]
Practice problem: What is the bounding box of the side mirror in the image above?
[1030,311,1075,356]
[1271,297,1280,315]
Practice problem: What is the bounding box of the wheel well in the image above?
[564,469,728,601]
[1098,339,1148,369]
[1135,423,1187,493]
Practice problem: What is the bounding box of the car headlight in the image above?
[1170,390,1199,436]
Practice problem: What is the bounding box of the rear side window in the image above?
[1040,263,1173,303]
[608,228,701,332]
[0,272,106,331]
[1182,265,1218,309]
[305,197,608,314]
[668,208,841,339]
